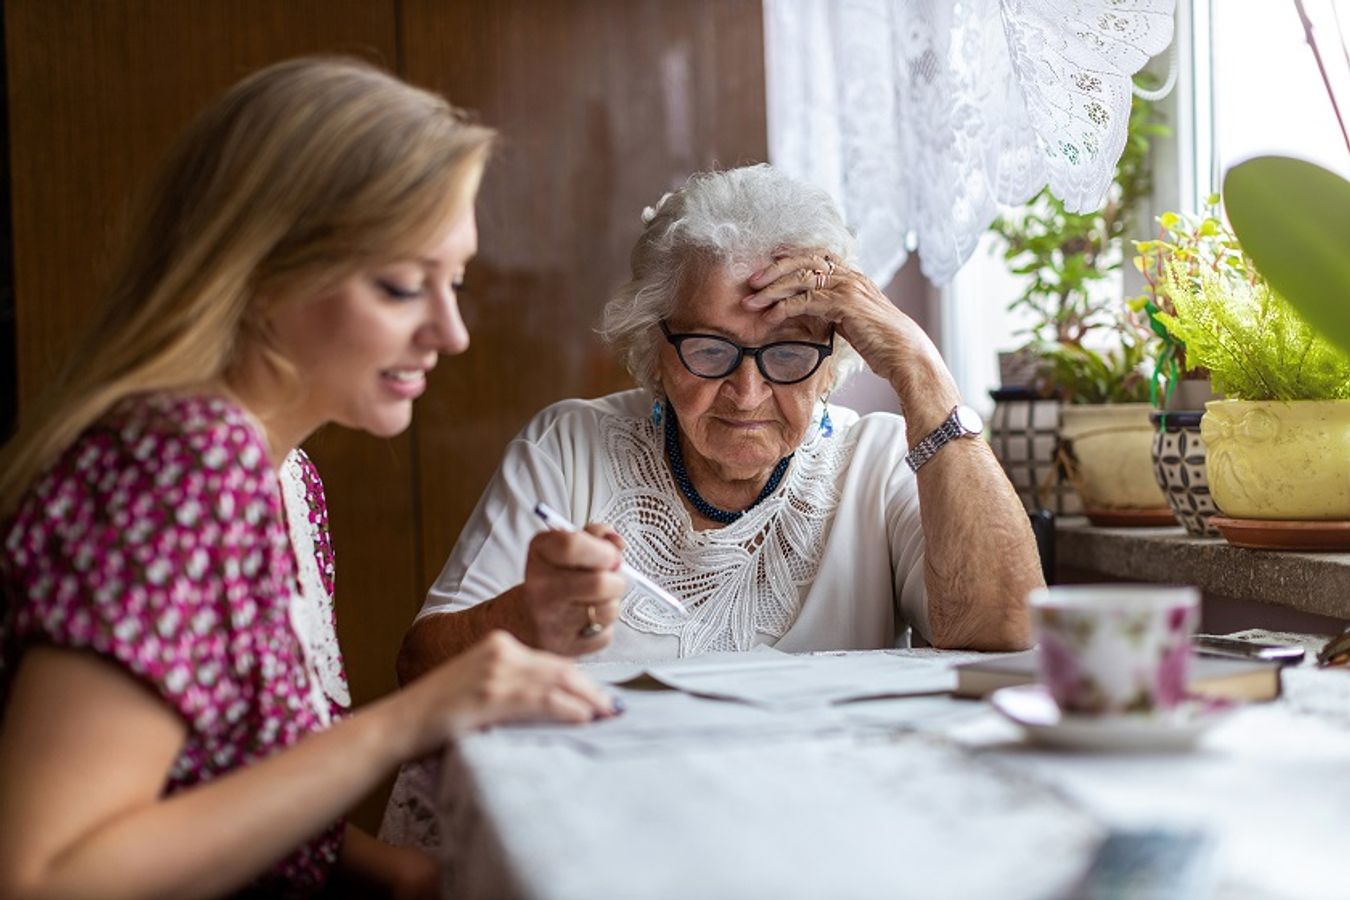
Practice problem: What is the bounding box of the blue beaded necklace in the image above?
[663,405,792,525]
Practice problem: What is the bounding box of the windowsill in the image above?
[1054,517,1350,625]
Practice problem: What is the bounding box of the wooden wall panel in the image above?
[7,1,398,402]
[400,0,769,589]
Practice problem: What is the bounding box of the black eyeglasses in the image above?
[661,321,834,385]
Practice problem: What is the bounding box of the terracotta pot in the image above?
[1150,410,1222,537]
[1059,403,1169,511]
[1201,399,1350,520]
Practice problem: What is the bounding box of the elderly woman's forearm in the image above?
[913,444,1039,651]
[395,590,535,685]
[925,549,1038,650]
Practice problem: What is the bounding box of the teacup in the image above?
[1029,584,1200,716]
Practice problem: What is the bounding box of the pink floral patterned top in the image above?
[0,393,347,897]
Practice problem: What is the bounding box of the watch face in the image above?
[955,404,984,435]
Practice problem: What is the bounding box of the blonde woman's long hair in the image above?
[0,57,494,518]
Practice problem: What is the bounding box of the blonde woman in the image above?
[0,58,624,899]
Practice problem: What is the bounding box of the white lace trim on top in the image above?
[605,412,852,656]
[279,451,350,723]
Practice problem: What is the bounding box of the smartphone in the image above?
[1192,634,1306,665]
[1068,828,1217,900]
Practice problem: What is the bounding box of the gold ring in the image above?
[578,605,604,639]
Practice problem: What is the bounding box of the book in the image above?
[953,650,1282,702]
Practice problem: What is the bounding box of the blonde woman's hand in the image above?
[395,630,620,760]
[516,523,629,655]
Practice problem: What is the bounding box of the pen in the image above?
[532,502,690,617]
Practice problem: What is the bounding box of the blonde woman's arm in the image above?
[0,633,613,900]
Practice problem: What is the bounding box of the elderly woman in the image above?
[395,164,1038,677]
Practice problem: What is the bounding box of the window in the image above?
[943,0,1350,414]
[1207,0,1350,187]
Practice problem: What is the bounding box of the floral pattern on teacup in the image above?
[1034,601,1197,716]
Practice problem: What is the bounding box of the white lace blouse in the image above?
[419,389,930,658]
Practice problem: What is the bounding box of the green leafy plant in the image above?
[1032,339,1153,405]
[1224,156,1350,357]
[1154,259,1350,401]
[992,88,1169,402]
[1128,197,1253,403]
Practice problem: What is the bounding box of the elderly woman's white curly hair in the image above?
[600,164,866,398]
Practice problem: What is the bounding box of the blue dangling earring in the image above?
[651,397,664,426]
[819,397,834,438]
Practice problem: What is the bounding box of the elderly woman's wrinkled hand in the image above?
[519,523,629,654]
[743,252,925,384]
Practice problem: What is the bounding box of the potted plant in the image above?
[1152,213,1350,549]
[1130,198,1242,410]
[1127,200,1247,537]
[1047,331,1173,525]
[989,92,1171,524]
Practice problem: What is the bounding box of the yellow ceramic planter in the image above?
[1058,403,1168,510]
[1200,399,1350,520]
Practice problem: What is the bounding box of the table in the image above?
[433,643,1350,899]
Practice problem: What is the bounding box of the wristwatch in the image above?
[904,404,984,472]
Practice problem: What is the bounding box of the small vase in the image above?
[988,388,1081,516]
[997,350,1043,391]
[1149,410,1222,537]
[1164,377,1218,412]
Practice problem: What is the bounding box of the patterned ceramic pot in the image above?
[988,389,1081,515]
[1058,403,1168,510]
[1030,584,1200,716]
[1150,411,1222,537]
[1201,399,1350,519]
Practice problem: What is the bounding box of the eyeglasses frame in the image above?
[660,320,835,386]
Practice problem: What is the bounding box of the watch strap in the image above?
[905,407,971,472]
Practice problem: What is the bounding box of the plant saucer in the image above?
[989,684,1232,753]
[1208,516,1350,552]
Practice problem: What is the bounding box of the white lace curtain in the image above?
[763,0,1176,287]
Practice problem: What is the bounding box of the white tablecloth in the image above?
[433,646,1350,900]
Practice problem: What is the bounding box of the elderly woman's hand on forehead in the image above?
[743,252,928,386]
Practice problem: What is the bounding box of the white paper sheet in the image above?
[588,648,956,709]
[494,687,854,755]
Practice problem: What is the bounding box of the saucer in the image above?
[989,685,1230,752]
